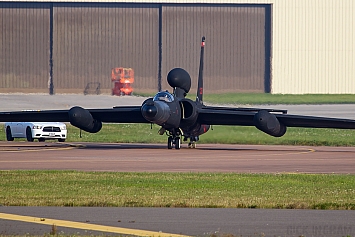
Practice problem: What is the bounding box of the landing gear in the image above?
[188,141,196,148]
[187,136,199,149]
[168,136,173,149]
[165,131,200,149]
[167,136,181,150]
[175,137,181,149]
[166,128,182,150]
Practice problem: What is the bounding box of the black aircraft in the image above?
[2,36,355,149]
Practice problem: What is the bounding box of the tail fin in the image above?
[196,36,205,104]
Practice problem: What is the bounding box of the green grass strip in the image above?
[2,124,355,146]
[136,93,355,105]
[202,93,355,105]
[1,171,355,210]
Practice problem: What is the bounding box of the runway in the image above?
[1,142,355,173]
[1,142,355,236]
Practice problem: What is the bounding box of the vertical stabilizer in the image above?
[196,36,205,104]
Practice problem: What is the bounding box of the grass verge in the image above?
[1,171,355,209]
[1,124,355,146]
[135,92,355,105]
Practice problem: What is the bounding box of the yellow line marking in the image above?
[0,147,75,152]
[0,144,80,152]
[0,212,189,237]
[250,148,316,157]
[211,148,316,159]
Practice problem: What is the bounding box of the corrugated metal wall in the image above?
[0,2,269,94]
[2,0,355,94]
[53,4,159,94]
[161,5,266,93]
[0,3,49,92]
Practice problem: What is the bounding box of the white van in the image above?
[4,122,67,142]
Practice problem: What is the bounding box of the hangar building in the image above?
[0,0,354,94]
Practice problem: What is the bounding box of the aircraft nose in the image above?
[141,104,157,119]
[141,100,171,125]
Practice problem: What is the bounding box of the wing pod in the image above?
[68,106,102,133]
[253,110,286,137]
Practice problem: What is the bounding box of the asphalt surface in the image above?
[1,207,355,237]
[1,142,355,236]
[1,142,355,173]
[1,94,355,236]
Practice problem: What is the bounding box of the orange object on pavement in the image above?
[111,67,134,96]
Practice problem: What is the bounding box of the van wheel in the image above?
[26,127,34,142]
[6,126,14,141]
[38,138,45,142]
[58,138,66,142]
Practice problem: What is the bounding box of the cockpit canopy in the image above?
[153,91,174,103]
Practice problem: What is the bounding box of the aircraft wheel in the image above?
[175,137,181,150]
[26,127,34,142]
[6,126,14,141]
[167,136,173,149]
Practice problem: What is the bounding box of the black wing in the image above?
[197,106,355,129]
[0,106,149,123]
